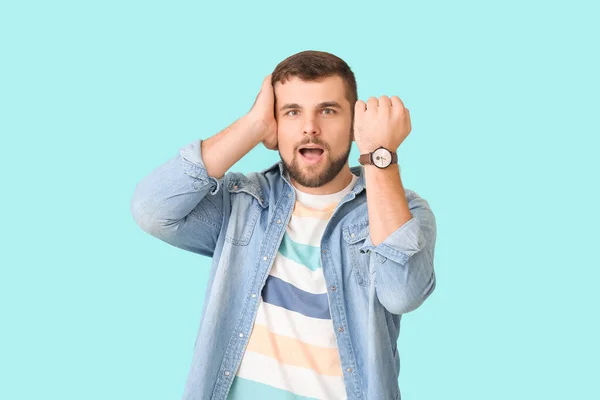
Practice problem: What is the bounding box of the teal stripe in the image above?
[278,234,321,271]
[228,376,319,400]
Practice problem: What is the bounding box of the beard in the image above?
[280,138,352,189]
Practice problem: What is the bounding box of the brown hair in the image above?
[271,50,358,113]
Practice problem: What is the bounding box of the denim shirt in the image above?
[130,139,437,400]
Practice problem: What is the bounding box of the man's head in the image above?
[271,50,357,191]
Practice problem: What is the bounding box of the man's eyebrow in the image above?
[279,103,301,112]
[279,101,343,112]
[318,101,343,109]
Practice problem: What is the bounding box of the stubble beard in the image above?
[280,139,352,188]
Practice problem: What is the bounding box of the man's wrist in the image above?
[241,114,271,141]
[358,145,398,154]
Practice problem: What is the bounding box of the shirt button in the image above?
[331,285,337,291]
[338,327,344,333]
[322,249,327,254]
[239,333,244,338]
[351,233,355,238]
[347,367,353,373]
[263,256,268,261]
[288,194,292,198]
[251,293,257,298]
[224,371,230,376]
[276,219,281,224]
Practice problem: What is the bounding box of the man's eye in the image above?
[286,110,299,116]
[322,109,336,115]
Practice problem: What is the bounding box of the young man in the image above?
[131,50,437,400]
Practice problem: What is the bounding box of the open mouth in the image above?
[299,148,325,164]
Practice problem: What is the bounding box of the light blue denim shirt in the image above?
[130,139,437,400]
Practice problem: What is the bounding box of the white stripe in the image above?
[236,350,347,400]
[255,300,339,349]
[293,174,357,209]
[271,253,328,294]
[286,216,328,247]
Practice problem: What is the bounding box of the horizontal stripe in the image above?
[270,252,327,294]
[278,234,321,271]
[292,200,337,219]
[255,300,339,349]
[262,275,331,320]
[228,376,317,400]
[245,323,344,376]
[236,351,347,400]
[292,174,357,210]
[286,216,328,247]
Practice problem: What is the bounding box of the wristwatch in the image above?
[358,146,398,169]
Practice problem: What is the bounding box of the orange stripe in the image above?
[245,323,343,377]
[292,201,338,219]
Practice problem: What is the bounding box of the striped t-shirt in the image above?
[228,172,359,400]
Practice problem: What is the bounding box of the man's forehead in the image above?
[274,75,347,106]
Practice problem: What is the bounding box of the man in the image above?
[130,50,437,400]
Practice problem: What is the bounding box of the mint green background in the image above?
[1,1,598,399]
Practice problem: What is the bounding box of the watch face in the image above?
[372,148,392,168]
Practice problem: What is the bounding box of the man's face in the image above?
[274,75,353,189]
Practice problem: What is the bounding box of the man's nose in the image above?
[302,117,320,135]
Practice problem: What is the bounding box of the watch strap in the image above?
[359,153,371,165]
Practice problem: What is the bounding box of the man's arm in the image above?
[201,74,279,179]
[364,166,411,246]
[361,166,437,315]
[199,115,271,180]
[130,75,277,256]
[353,95,436,314]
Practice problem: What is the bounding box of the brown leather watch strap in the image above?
[359,154,371,165]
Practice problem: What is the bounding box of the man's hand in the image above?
[353,96,412,153]
[247,74,278,150]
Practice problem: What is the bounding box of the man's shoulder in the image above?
[222,161,282,208]
[224,160,281,186]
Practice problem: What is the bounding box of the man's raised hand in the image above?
[247,74,278,151]
[353,95,412,154]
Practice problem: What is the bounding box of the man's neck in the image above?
[290,167,354,195]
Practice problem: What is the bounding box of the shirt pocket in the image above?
[225,185,263,246]
[342,222,371,286]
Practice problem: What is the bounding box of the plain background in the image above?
[1,1,598,399]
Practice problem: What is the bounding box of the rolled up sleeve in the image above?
[361,192,437,315]
[130,139,226,257]
[179,139,223,195]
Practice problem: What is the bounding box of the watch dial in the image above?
[373,148,391,168]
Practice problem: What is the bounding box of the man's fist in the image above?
[248,74,278,150]
[353,95,411,153]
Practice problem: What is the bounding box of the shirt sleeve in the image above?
[130,139,226,257]
[359,190,437,315]
[358,216,425,266]
[179,139,223,195]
